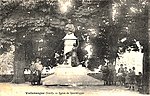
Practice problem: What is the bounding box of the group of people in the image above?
[101,64,143,91]
[29,58,43,85]
[117,64,143,91]
[101,63,116,85]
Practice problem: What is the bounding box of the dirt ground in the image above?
[0,83,149,96]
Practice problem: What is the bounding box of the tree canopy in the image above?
[0,0,149,71]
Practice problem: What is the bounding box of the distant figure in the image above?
[123,67,128,87]
[71,43,79,67]
[30,61,35,73]
[117,64,125,86]
[30,60,43,85]
[108,63,116,85]
[136,72,143,91]
[124,67,129,87]
[101,65,109,85]
[54,52,60,64]
[128,67,136,90]
[34,60,43,85]
[118,64,125,74]
[30,61,37,85]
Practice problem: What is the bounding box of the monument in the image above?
[62,19,78,66]
[41,19,103,86]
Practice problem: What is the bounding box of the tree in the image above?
[1,0,65,83]
[1,0,149,85]
[112,0,149,93]
[72,0,114,69]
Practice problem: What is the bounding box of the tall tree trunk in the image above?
[148,3,150,94]
[142,4,150,94]
[142,46,149,94]
[11,36,26,83]
[0,1,2,34]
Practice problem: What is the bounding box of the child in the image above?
[128,67,136,90]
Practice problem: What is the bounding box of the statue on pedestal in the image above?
[64,19,75,35]
[63,19,79,67]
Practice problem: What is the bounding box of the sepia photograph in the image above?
[0,0,150,96]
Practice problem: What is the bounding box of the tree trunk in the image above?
[142,48,149,94]
[11,39,26,83]
[0,1,2,32]
[142,4,150,94]
[148,3,150,94]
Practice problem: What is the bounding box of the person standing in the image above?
[136,72,143,92]
[30,61,36,85]
[55,52,60,64]
[123,67,128,87]
[125,70,130,88]
[108,63,115,85]
[123,67,129,88]
[128,67,136,90]
[34,60,43,85]
[117,64,125,86]
[101,65,109,85]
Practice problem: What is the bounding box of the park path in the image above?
[0,83,149,96]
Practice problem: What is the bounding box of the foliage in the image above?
[1,0,66,67]
[113,0,148,53]
[0,0,149,70]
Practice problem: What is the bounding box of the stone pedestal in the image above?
[41,33,103,86]
[41,65,103,86]
[63,33,77,66]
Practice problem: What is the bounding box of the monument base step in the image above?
[41,66,103,86]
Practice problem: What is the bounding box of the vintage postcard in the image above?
[0,0,150,96]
